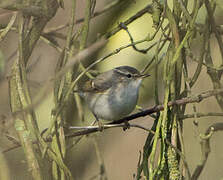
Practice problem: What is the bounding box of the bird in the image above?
[78,66,150,124]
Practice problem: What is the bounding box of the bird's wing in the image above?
[81,73,113,93]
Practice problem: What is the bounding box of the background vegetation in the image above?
[0,0,223,179]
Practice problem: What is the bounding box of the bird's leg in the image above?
[123,121,130,131]
[93,113,104,131]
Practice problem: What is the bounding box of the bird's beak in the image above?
[140,74,150,78]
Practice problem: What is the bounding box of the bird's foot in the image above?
[97,121,104,132]
[123,121,130,131]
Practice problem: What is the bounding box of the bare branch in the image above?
[66,89,223,138]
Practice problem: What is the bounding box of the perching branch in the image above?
[66,88,223,138]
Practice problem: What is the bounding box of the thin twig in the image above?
[43,0,123,34]
[191,123,223,180]
[105,4,153,38]
[92,137,108,180]
[205,0,223,64]
[0,12,17,42]
[68,123,154,133]
[182,112,223,119]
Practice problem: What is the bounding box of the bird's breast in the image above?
[84,80,141,121]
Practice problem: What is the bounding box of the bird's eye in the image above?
[127,74,132,78]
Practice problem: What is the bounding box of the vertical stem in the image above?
[51,0,77,179]
[80,0,91,50]
[9,14,43,180]
[79,0,94,78]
